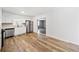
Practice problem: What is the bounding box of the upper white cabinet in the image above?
[2,17,13,23]
[2,11,13,23]
[13,19,25,23]
[2,11,34,23]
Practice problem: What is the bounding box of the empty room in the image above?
[0,7,79,52]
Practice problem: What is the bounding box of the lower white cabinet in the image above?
[14,27,26,36]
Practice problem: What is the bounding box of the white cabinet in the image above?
[2,20,13,23]
[14,19,25,23]
[2,16,13,23]
[14,27,26,36]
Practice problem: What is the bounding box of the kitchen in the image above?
[0,7,79,52]
[1,8,34,47]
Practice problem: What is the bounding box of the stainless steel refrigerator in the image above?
[25,20,33,33]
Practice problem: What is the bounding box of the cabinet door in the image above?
[14,27,26,36]
[3,15,13,23]
[5,18,13,23]
[2,16,6,23]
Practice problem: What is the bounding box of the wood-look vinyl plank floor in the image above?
[2,33,79,52]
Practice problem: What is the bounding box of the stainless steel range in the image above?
[1,28,14,47]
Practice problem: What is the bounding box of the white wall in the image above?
[0,8,2,49]
[35,7,79,45]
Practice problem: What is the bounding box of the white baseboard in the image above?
[34,32,79,46]
[46,34,79,46]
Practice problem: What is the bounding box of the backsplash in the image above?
[2,23,14,28]
[2,22,26,29]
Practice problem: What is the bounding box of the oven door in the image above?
[5,28,14,38]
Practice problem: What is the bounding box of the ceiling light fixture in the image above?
[21,11,25,13]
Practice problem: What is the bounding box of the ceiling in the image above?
[2,7,53,16]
